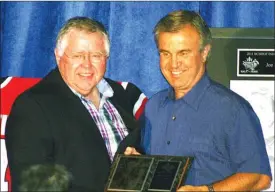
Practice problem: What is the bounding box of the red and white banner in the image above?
[1,77,40,192]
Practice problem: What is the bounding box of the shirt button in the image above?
[167,141,170,145]
[172,116,176,120]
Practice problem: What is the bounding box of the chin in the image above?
[169,81,181,87]
[73,85,92,94]
[78,90,91,97]
[172,83,188,89]
[80,87,94,93]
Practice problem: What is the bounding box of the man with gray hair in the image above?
[125,10,272,191]
[5,17,147,191]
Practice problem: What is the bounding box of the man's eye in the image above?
[93,54,101,58]
[73,55,83,59]
[160,52,169,57]
[178,52,187,56]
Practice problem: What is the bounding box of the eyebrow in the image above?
[159,49,169,53]
[70,51,85,55]
[70,51,106,55]
[158,49,191,53]
[178,50,191,54]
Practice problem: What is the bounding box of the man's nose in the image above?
[171,55,180,68]
[82,54,93,67]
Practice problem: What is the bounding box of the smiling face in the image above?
[55,29,108,97]
[158,24,210,99]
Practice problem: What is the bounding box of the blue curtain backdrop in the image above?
[1,1,274,97]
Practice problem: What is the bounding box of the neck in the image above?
[85,88,101,110]
[174,70,205,100]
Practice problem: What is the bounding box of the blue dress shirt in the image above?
[141,73,272,185]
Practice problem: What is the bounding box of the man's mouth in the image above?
[79,73,92,77]
[171,71,183,75]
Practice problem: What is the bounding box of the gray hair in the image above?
[154,10,212,52]
[56,16,110,56]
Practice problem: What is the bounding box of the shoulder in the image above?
[144,88,169,113]
[11,69,67,110]
[202,80,258,126]
[148,89,169,104]
[207,79,252,110]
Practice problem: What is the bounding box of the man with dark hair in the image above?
[5,17,147,191]
[125,10,272,191]
[19,164,71,191]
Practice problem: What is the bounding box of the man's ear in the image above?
[202,44,211,63]
[54,48,61,65]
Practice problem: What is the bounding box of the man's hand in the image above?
[124,147,141,155]
[177,185,208,191]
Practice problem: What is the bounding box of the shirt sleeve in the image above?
[5,93,53,191]
[227,101,272,179]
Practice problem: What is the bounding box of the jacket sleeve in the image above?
[5,93,53,191]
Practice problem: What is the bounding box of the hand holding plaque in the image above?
[105,154,194,192]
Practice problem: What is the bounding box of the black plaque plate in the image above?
[105,154,194,192]
[237,49,275,77]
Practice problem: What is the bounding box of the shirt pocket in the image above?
[188,136,217,164]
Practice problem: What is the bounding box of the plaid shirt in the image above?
[70,79,128,161]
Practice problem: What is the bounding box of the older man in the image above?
[5,17,146,192]
[126,10,272,191]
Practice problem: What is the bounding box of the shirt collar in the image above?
[69,78,114,100]
[161,72,211,111]
[97,78,114,98]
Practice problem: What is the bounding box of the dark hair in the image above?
[154,10,212,52]
[19,164,71,191]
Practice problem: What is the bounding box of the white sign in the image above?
[230,80,274,191]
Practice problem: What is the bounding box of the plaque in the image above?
[105,154,194,192]
[237,49,275,77]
